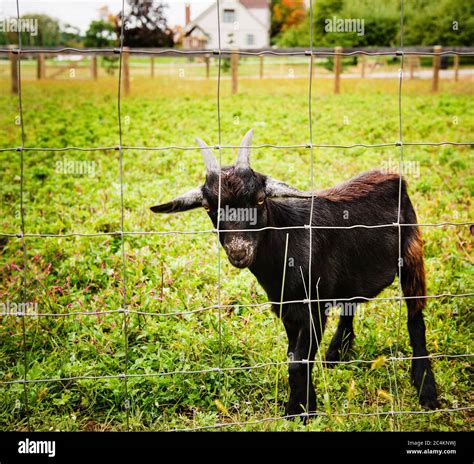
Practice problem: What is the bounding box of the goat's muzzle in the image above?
[224,237,255,269]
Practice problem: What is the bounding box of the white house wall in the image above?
[248,7,270,32]
[194,0,270,49]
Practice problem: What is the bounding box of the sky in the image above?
[0,0,214,32]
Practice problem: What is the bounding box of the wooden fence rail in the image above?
[4,45,472,95]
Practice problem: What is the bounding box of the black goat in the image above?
[151,129,439,416]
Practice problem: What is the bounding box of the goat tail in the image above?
[401,226,427,316]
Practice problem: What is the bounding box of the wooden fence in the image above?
[3,46,473,96]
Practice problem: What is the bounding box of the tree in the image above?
[276,0,346,47]
[61,24,82,48]
[403,0,474,46]
[271,0,306,40]
[117,0,174,47]
[84,19,119,75]
[84,20,117,47]
[276,0,474,48]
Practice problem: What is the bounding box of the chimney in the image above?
[185,4,191,25]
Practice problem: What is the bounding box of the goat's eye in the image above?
[203,204,210,212]
[257,198,265,205]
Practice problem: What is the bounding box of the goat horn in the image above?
[235,128,254,170]
[196,137,219,174]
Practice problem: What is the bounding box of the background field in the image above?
[0,70,472,431]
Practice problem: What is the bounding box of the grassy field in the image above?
[0,72,472,431]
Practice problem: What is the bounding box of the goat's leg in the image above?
[278,317,299,410]
[402,228,439,409]
[285,309,324,419]
[407,310,439,409]
[325,314,355,366]
[283,317,298,358]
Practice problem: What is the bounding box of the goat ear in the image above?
[150,187,203,213]
[264,176,312,198]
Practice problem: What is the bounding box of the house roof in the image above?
[239,0,268,8]
[184,24,210,39]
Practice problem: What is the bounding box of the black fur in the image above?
[151,167,439,417]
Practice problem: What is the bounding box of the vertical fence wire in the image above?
[216,0,224,408]
[15,0,30,432]
[393,0,406,427]
[306,0,315,417]
[306,0,332,419]
[117,0,130,431]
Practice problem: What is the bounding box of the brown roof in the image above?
[239,0,269,9]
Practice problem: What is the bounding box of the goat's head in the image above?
[150,129,309,268]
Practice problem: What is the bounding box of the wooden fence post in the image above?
[231,49,239,95]
[360,54,366,78]
[409,55,415,79]
[9,47,18,95]
[37,53,45,79]
[259,55,264,79]
[123,47,130,95]
[205,54,210,79]
[432,45,442,92]
[334,46,342,94]
[91,55,98,80]
[453,54,459,82]
[150,57,155,78]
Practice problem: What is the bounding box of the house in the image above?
[183,0,270,50]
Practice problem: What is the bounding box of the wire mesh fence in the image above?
[1,0,473,431]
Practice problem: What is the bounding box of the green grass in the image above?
[0,74,472,431]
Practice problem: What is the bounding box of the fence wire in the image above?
[2,46,474,56]
[0,292,473,319]
[0,353,472,387]
[0,141,473,152]
[1,0,473,432]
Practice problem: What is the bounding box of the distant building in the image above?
[182,0,270,49]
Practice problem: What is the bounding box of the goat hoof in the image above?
[285,400,316,423]
[285,402,303,418]
[420,394,440,410]
[413,378,439,410]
